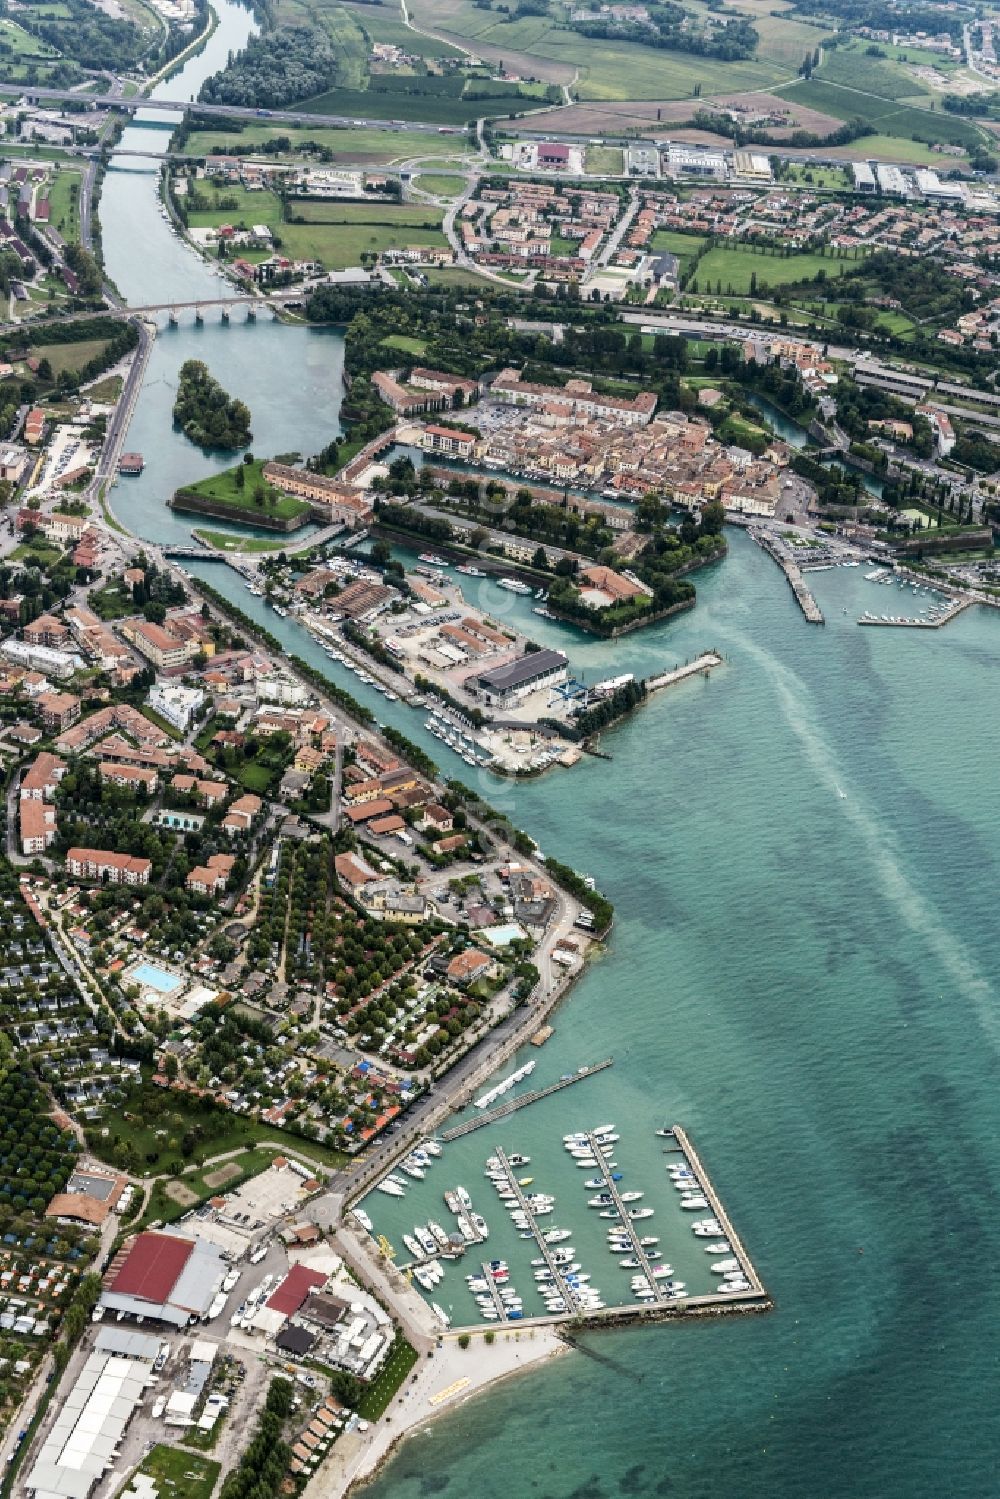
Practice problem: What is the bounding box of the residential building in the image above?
[36,690,81,732]
[66,848,152,885]
[187,852,235,896]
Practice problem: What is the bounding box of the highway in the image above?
[3,82,460,133]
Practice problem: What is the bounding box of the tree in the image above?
[235,463,245,490]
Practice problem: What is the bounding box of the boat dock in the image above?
[439,1058,614,1142]
[751,532,824,624]
[479,1260,509,1321]
[492,1146,581,1312]
[646,652,723,694]
[858,597,972,629]
[666,1125,765,1299]
[585,1132,665,1302]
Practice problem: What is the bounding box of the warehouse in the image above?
[475,649,568,708]
[26,1333,159,1499]
[100,1231,225,1327]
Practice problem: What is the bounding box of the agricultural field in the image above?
[778,78,988,149]
[281,219,447,267]
[816,44,930,102]
[341,1,465,57]
[693,245,864,295]
[820,132,966,165]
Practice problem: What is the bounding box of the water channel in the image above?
[96,22,1000,1494]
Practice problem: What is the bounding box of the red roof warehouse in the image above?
[111,1232,193,1301]
[267,1264,327,1316]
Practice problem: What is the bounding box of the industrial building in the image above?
[852,162,876,193]
[26,1330,160,1499]
[875,163,907,196]
[100,1231,226,1327]
[475,649,568,708]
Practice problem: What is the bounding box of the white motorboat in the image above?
[402,1233,420,1257]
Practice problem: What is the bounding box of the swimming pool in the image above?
[130,963,183,994]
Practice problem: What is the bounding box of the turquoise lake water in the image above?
[95,14,1000,1487]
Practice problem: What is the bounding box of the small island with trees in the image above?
[172,359,253,450]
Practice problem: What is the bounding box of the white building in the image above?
[2,639,82,679]
[147,682,206,731]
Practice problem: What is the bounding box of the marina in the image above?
[489,1147,586,1314]
[582,1130,665,1302]
[858,598,972,628]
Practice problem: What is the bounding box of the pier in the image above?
[585,1132,665,1302]
[668,1125,765,1300]
[751,532,824,624]
[492,1146,581,1312]
[646,652,723,694]
[439,1058,614,1142]
[478,1260,509,1321]
[858,598,972,628]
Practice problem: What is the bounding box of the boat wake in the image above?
[723,629,1000,1048]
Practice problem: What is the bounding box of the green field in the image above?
[403,0,791,98]
[340,1,465,57]
[0,18,58,55]
[415,172,467,197]
[694,245,862,295]
[289,201,445,229]
[185,182,285,230]
[585,145,623,175]
[301,84,484,124]
[823,131,966,165]
[817,45,929,102]
[33,337,111,376]
[778,78,987,149]
[381,333,428,354]
[283,219,448,266]
[84,373,124,402]
[127,1446,219,1499]
[650,229,707,266]
[181,458,311,522]
[184,124,465,164]
[46,166,82,242]
[356,1336,419,1421]
[194,528,289,552]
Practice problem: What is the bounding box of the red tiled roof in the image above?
[111,1232,193,1302]
[266,1263,327,1316]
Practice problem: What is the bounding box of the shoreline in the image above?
[306,1330,570,1499]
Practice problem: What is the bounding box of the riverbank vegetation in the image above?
[172,360,253,450]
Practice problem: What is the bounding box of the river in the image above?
[99,18,1000,1495]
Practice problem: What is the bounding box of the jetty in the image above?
[859,598,972,629]
[646,652,722,694]
[492,1146,581,1312]
[584,1131,665,1302]
[478,1260,509,1321]
[751,531,824,623]
[439,1058,614,1142]
[666,1125,765,1299]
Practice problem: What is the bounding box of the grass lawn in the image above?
[46,166,82,243]
[88,581,135,619]
[650,228,706,265]
[11,540,62,565]
[281,220,448,268]
[186,183,285,231]
[180,459,311,524]
[585,145,623,175]
[381,333,428,355]
[694,245,864,294]
[356,1335,418,1421]
[141,1147,278,1228]
[777,163,851,190]
[31,336,111,376]
[0,18,58,55]
[127,1446,219,1499]
[418,266,497,287]
[85,374,124,403]
[415,173,467,197]
[194,528,290,552]
[235,759,280,793]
